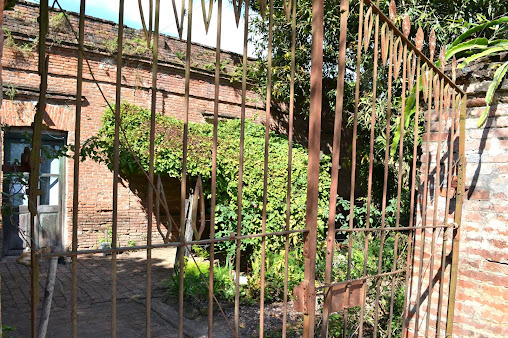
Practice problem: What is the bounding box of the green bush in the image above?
[246,249,305,302]
[81,103,333,258]
[164,258,237,302]
[83,104,411,324]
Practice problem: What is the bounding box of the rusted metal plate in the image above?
[293,282,309,313]
[329,280,365,313]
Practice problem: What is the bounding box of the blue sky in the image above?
[27,0,256,56]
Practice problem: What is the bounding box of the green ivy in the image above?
[82,103,333,257]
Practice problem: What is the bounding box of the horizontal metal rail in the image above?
[39,228,310,258]
[316,269,405,291]
[335,223,455,233]
[39,223,454,259]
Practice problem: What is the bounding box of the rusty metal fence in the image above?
[20,0,466,337]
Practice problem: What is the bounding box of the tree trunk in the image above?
[175,193,194,268]
[37,257,58,338]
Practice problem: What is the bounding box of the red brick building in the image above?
[0,1,263,255]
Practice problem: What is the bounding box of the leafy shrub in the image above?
[246,249,305,302]
[164,258,237,302]
[81,103,333,258]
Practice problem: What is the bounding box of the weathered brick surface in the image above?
[407,60,508,337]
[0,2,264,252]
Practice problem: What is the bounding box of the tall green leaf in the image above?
[445,38,489,60]
[449,17,508,48]
[478,61,508,127]
[391,89,417,157]
[458,46,508,69]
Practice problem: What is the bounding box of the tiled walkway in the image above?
[1,249,180,337]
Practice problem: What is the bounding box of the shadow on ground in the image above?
[1,250,181,337]
[1,249,301,337]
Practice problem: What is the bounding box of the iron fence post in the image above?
[30,1,49,336]
[446,93,467,337]
[302,0,323,336]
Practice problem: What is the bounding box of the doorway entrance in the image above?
[2,129,66,256]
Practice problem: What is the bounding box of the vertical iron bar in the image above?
[373,19,395,338]
[208,0,222,336]
[149,0,153,40]
[321,0,349,335]
[111,1,124,337]
[351,0,364,335]
[155,176,161,240]
[234,1,249,336]
[302,0,323,336]
[179,0,192,336]
[0,3,3,334]
[437,60,457,337]
[357,0,380,335]
[426,53,445,337]
[436,90,455,337]
[387,39,409,338]
[445,94,466,337]
[414,57,434,336]
[71,1,86,336]
[30,1,49,336]
[282,0,297,335]
[147,1,160,337]
[402,54,421,338]
[259,0,273,335]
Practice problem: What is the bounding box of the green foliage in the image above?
[450,17,508,49]
[5,84,17,100]
[123,36,150,55]
[229,63,257,83]
[203,60,228,73]
[480,61,508,126]
[175,51,185,61]
[100,35,149,56]
[4,0,18,11]
[101,38,118,55]
[3,27,38,57]
[164,258,237,302]
[249,0,507,201]
[49,12,68,32]
[318,227,408,336]
[192,245,210,259]
[443,16,508,127]
[98,226,112,245]
[81,103,332,258]
[2,324,16,337]
[246,249,305,302]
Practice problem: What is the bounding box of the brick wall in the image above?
[407,58,508,337]
[0,1,264,252]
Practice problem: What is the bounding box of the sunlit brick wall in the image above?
[407,58,508,337]
[0,1,263,252]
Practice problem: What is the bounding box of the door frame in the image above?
[2,127,67,255]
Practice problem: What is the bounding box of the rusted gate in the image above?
[17,0,466,336]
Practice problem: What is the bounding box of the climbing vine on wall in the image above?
[81,103,333,256]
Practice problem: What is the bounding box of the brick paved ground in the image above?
[1,249,182,337]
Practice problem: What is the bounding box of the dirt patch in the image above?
[161,295,304,337]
